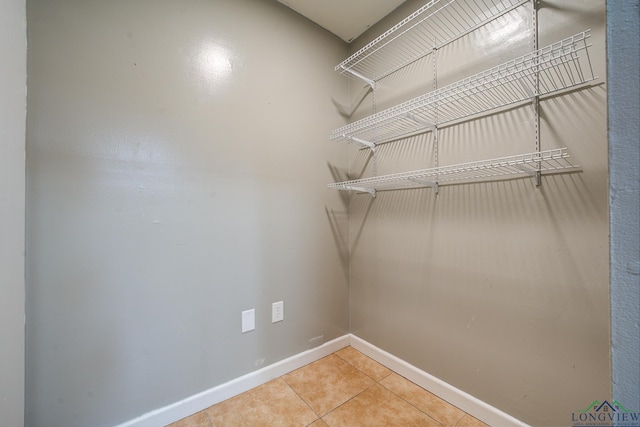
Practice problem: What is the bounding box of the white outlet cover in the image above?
[272,301,284,323]
[242,309,255,333]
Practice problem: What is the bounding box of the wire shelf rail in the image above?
[331,30,595,147]
[336,0,528,85]
[328,148,579,197]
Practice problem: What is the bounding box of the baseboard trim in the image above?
[115,334,350,427]
[117,333,527,427]
[349,334,529,427]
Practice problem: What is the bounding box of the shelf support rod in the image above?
[339,66,376,89]
[409,178,439,194]
[406,113,437,132]
[347,136,376,152]
[344,185,376,198]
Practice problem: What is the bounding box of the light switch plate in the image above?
[272,301,284,323]
[242,309,255,333]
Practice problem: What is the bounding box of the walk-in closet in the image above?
[1,0,638,426]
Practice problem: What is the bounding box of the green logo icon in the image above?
[572,400,638,426]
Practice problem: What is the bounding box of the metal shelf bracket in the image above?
[347,136,376,152]
[409,178,439,194]
[406,113,436,132]
[339,66,375,89]
[344,185,376,198]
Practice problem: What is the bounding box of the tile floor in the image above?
[168,346,489,427]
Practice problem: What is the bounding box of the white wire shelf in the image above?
[328,148,579,197]
[331,30,595,147]
[336,0,528,85]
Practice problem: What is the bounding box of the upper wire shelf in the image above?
[331,30,595,147]
[336,0,528,86]
[328,148,579,197]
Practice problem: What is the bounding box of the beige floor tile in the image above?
[166,410,212,427]
[204,378,317,427]
[455,414,489,427]
[283,354,375,416]
[169,349,491,427]
[381,373,466,426]
[322,384,442,427]
[334,346,392,382]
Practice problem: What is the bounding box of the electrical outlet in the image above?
[242,309,255,333]
[272,301,284,323]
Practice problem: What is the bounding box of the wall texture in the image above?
[25,1,348,426]
[346,1,610,425]
[0,0,26,426]
[608,0,640,414]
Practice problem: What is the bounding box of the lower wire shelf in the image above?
[328,148,579,197]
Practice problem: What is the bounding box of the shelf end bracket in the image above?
[515,164,539,180]
[406,113,437,132]
[340,66,376,89]
[347,136,376,152]
[409,178,439,194]
[345,185,376,198]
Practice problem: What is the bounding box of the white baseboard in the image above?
[349,334,529,427]
[115,334,350,427]
[117,333,527,427]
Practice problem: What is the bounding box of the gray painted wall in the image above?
[22,0,639,426]
[0,0,26,426]
[608,0,640,416]
[25,1,348,426]
[347,1,610,425]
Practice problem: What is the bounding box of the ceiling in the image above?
[276,0,408,42]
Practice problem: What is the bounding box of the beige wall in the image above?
[346,1,609,425]
[0,0,26,426]
[24,0,619,425]
[25,1,348,426]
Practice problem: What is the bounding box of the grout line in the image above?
[376,379,445,426]
[380,371,465,425]
[320,380,380,424]
[333,346,448,426]
[346,345,474,427]
[281,372,321,421]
